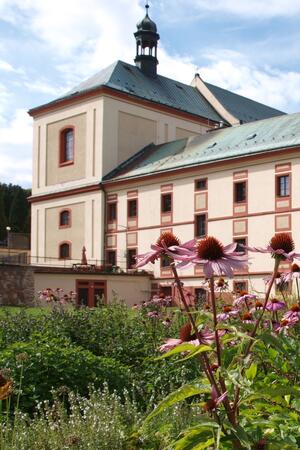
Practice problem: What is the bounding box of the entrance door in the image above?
[76,280,107,307]
[195,288,207,308]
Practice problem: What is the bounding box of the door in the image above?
[76,280,107,307]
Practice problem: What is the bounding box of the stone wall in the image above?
[0,265,35,306]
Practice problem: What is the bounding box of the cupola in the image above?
[134,2,160,78]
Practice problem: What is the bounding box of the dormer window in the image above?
[60,127,74,165]
[59,209,71,228]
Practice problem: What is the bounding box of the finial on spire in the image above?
[145,1,149,13]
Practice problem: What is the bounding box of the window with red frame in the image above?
[234,237,247,253]
[107,203,117,221]
[195,214,207,238]
[195,178,207,191]
[59,243,71,259]
[233,281,247,294]
[107,250,116,267]
[59,210,71,227]
[161,193,172,213]
[276,175,290,197]
[234,181,246,203]
[128,199,137,218]
[127,248,137,269]
[60,128,74,164]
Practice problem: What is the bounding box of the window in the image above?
[195,178,207,191]
[277,175,290,197]
[161,254,171,267]
[161,193,172,213]
[107,250,116,267]
[127,248,137,269]
[233,281,247,294]
[195,214,207,238]
[59,210,71,227]
[128,199,137,218]
[60,128,74,164]
[234,237,246,253]
[195,288,207,307]
[234,182,246,203]
[59,242,71,259]
[107,203,117,221]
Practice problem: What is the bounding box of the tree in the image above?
[0,188,7,241]
[8,186,28,233]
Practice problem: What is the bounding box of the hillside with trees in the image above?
[0,183,31,241]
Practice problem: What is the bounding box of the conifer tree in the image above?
[0,189,7,241]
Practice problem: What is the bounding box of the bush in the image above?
[0,336,130,412]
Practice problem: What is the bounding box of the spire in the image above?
[134,2,160,77]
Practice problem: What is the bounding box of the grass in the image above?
[0,306,48,316]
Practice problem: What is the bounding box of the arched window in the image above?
[59,242,71,259]
[60,127,74,165]
[59,209,71,228]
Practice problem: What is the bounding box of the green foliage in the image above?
[0,183,31,237]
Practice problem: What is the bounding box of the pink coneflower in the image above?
[274,317,299,333]
[263,272,284,286]
[282,263,300,282]
[284,304,300,320]
[147,311,160,319]
[241,312,254,324]
[178,236,248,277]
[266,298,286,312]
[246,233,299,262]
[135,232,195,268]
[251,300,264,313]
[233,292,257,307]
[203,386,227,412]
[217,306,239,322]
[159,322,215,352]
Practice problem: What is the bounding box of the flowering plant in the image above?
[138,232,300,449]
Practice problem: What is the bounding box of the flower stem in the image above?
[232,257,281,415]
[296,278,300,305]
[209,277,222,367]
[170,264,219,391]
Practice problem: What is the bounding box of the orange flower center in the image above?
[242,312,252,321]
[292,263,300,272]
[280,319,289,326]
[223,306,232,312]
[239,290,248,296]
[270,233,294,254]
[157,231,180,248]
[217,278,225,287]
[291,304,300,312]
[255,301,263,307]
[197,236,224,261]
[179,322,196,342]
[271,298,279,303]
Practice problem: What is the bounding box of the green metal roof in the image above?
[205,81,284,123]
[103,112,300,182]
[29,60,284,124]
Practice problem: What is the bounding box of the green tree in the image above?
[8,186,28,232]
[0,188,7,241]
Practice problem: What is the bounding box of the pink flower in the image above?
[203,386,227,412]
[159,322,215,352]
[263,272,284,286]
[178,236,248,278]
[147,311,160,319]
[246,233,300,262]
[135,232,195,268]
[274,317,299,333]
[241,312,254,324]
[284,304,300,321]
[233,292,256,307]
[282,263,300,283]
[217,306,239,322]
[266,298,286,312]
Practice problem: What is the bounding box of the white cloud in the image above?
[162,0,300,19]
[0,109,32,185]
[24,80,64,96]
[198,51,300,112]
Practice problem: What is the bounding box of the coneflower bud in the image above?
[292,263,300,272]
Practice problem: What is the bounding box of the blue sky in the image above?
[1,0,300,187]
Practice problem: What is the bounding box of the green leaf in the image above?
[176,345,213,362]
[225,422,252,449]
[259,332,286,353]
[144,381,211,423]
[245,362,257,381]
[174,429,216,450]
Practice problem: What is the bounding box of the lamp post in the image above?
[6,226,11,259]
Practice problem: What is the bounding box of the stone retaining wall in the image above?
[0,265,35,306]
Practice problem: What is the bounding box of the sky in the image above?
[1,0,300,187]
